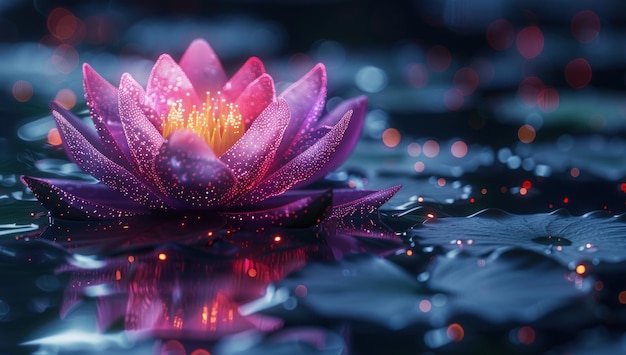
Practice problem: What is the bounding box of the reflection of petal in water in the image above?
[0,223,39,236]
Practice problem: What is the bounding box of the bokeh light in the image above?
[427,45,452,72]
[12,80,33,102]
[518,124,536,144]
[382,128,401,148]
[487,19,515,51]
[537,87,559,112]
[450,140,468,158]
[516,26,544,59]
[571,10,601,43]
[564,58,592,89]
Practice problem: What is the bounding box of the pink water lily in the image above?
[22,39,399,224]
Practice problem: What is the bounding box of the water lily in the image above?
[21,39,399,222]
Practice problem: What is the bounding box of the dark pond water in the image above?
[3,1,626,354]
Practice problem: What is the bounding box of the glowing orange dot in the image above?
[450,140,468,158]
[575,264,586,275]
[522,180,532,189]
[127,255,135,263]
[158,253,167,261]
[273,235,282,242]
[423,140,440,158]
[516,26,544,59]
[406,249,413,256]
[414,161,425,173]
[418,299,432,313]
[571,168,580,178]
[519,187,528,195]
[517,326,536,345]
[426,213,435,219]
[247,268,257,277]
[481,188,487,195]
[518,124,536,144]
[619,291,626,304]
[469,197,475,203]
[563,197,569,204]
[12,80,33,103]
[115,269,121,281]
[382,128,401,148]
[47,128,62,146]
[54,88,77,109]
[447,323,464,342]
[437,178,446,187]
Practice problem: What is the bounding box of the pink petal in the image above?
[233,109,352,206]
[294,96,368,187]
[21,176,149,220]
[274,64,327,162]
[222,56,265,101]
[154,130,236,209]
[329,185,402,219]
[50,109,168,210]
[223,189,332,228]
[179,38,227,95]
[146,54,201,118]
[118,73,165,179]
[234,73,276,127]
[83,64,134,168]
[221,99,288,202]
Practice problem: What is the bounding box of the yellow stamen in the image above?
[162,91,244,156]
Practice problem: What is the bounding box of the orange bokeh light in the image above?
[382,128,401,148]
[518,124,536,144]
[12,80,33,103]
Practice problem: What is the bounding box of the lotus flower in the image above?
[22,39,399,223]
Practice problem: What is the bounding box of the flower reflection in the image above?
[21,38,398,223]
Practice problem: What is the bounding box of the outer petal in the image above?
[294,96,367,187]
[154,130,236,209]
[21,176,149,220]
[233,110,352,206]
[274,64,327,162]
[83,64,134,169]
[118,73,165,179]
[221,99,289,202]
[223,189,332,228]
[146,54,201,118]
[234,74,276,127]
[51,110,168,210]
[51,102,102,153]
[179,38,227,95]
[329,185,402,219]
[222,56,265,101]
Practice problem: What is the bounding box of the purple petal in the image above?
[329,185,402,219]
[274,64,327,162]
[221,99,289,203]
[50,111,168,210]
[82,64,135,168]
[223,189,332,228]
[222,56,265,101]
[50,101,102,152]
[154,130,236,209]
[294,96,368,187]
[146,54,201,118]
[118,73,165,179]
[234,110,352,206]
[179,38,227,95]
[234,73,276,127]
[21,176,149,220]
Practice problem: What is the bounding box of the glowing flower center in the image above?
[162,92,244,156]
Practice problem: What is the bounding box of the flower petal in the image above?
[154,130,236,209]
[179,38,227,95]
[118,73,165,179]
[21,176,149,220]
[82,64,134,168]
[234,73,276,127]
[233,109,352,206]
[294,96,367,187]
[223,189,332,228]
[50,101,103,152]
[329,185,401,219]
[222,56,265,101]
[221,98,288,201]
[275,64,327,160]
[51,110,168,210]
[146,54,201,118]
